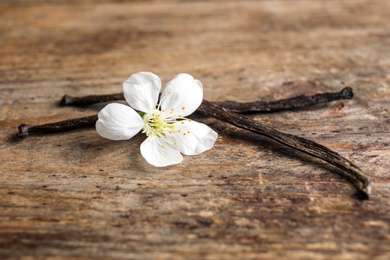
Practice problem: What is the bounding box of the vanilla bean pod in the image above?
[60,87,354,113]
[61,93,124,107]
[18,88,352,137]
[198,100,371,198]
[213,87,354,113]
[17,115,98,138]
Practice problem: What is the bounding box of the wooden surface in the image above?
[1,0,389,259]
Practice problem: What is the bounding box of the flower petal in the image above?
[96,103,144,140]
[123,72,161,112]
[140,136,183,167]
[166,120,218,155]
[160,73,203,117]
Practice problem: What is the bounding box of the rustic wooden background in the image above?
[0,0,389,259]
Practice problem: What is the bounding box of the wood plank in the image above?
[1,1,389,259]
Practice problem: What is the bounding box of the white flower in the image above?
[96,72,218,167]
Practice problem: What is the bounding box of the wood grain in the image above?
[0,1,389,259]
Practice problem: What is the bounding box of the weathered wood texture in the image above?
[0,1,389,259]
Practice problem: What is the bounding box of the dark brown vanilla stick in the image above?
[19,87,352,138]
[213,87,354,113]
[61,93,124,107]
[20,87,353,137]
[17,115,98,138]
[60,87,354,113]
[198,100,371,198]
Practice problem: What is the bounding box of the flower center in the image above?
[141,109,174,138]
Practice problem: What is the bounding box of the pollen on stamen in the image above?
[181,122,184,125]
[182,106,186,110]
[161,143,165,147]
